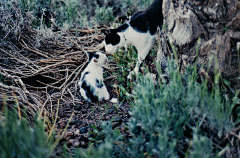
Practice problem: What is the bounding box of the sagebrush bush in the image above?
[17,0,155,28]
[111,46,138,101]
[189,128,213,158]
[76,58,238,157]
[0,0,34,42]
[1,0,238,157]
[0,107,54,158]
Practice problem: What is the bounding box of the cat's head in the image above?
[87,51,107,66]
[102,29,121,54]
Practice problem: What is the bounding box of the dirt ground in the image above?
[0,26,139,152]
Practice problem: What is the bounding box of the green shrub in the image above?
[18,0,156,28]
[75,121,123,158]
[0,107,54,158]
[95,6,115,26]
[189,128,213,158]
[111,46,138,101]
[76,58,238,157]
[0,0,34,42]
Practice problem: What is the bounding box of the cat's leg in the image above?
[127,46,151,79]
[80,88,88,101]
[99,86,118,103]
[98,85,110,101]
[127,34,155,79]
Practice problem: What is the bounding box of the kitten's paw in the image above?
[104,93,110,100]
[127,71,135,80]
[106,92,110,100]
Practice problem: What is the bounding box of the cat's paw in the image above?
[127,71,135,80]
[103,93,110,100]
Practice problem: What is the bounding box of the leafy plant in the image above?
[188,128,213,158]
[17,0,156,29]
[112,46,138,101]
[0,107,54,158]
[75,121,123,158]
[76,57,238,157]
[95,6,114,26]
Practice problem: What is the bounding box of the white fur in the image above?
[104,24,156,79]
[78,52,109,102]
[78,51,118,103]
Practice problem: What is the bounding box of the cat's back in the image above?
[81,64,102,83]
[129,0,163,35]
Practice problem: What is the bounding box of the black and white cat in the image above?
[78,51,117,103]
[102,0,163,79]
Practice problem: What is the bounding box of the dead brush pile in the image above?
[0,2,131,150]
[1,1,240,157]
[1,24,107,115]
[0,21,130,149]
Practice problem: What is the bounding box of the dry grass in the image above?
[0,25,116,120]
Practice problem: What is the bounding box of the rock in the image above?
[80,126,88,134]
[64,130,73,137]
[74,129,80,135]
[160,0,240,89]
[165,2,205,47]
[73,140,80,147]
[108,108,115,114]
[70,118,76,125]
[198,34,232,74]
[68,139,80,147]
[80,141,87,148]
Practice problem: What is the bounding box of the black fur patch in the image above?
[116,23,129,32]
[130,16,149,33]
[95,79,103,88]
[93,54,99,59]
[105,23,129,45]
[81,80,98,103]
[87,52,100,62]
[87,52,95,62]
[105,33,120,45]
[129,0,163,35]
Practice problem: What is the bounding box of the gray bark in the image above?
[158,0,240,88]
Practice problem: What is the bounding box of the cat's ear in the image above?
[101,29,117,35]
[110,29,118,34]
[101,29,111,35]
[86,52,94,62]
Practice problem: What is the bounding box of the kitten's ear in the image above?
[101,29,111,35]
[87,52,94,62]
[110,29,118,34]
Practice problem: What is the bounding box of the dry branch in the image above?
[0,26,113,120]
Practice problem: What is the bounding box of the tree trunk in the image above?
[158,0,240,89]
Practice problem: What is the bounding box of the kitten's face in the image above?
[88,51,107,66]
[102,29,120,54]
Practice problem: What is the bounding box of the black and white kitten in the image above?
[78,51,117,103]
[102,0,163,79]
